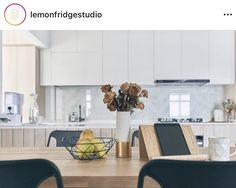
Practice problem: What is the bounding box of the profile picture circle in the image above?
[4,3,26,26]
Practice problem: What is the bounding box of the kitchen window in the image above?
[169,94,190,118]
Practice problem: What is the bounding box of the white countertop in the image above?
[0,120,236,129]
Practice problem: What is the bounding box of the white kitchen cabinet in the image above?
[43,31,103,85]
[77,31,102,52]
[129,31,154,85]
[203,125,214,147]
[155,31,209,80]
[51,31,77,52]
[203,124,236,147]
[190,125,204,136]
[209,31,235,84]
[182,31,209,79]
[0,32,1,113]
[154,31,182,80]
[103,31,129,85]
[40,49,52,86]
[52,53,102,85]
[213,124,231,138]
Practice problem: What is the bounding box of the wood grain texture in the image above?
[1,129,12,147]
[0,147,234,188]
[0,147,157,188]
[0,129,2,147]
[101,128,112,137]
[35,129,46,147]
[13,129,23,147]
[23,129,35,147]
[181,125,200,155]
[139,125,199,160]
[139,125,162,160]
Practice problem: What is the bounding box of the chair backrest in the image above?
[47,130,82,147]
[131,130,139,146]
[0,159,63,188]
[138,159,236,188]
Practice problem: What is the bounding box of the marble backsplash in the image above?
[55,85,224,122]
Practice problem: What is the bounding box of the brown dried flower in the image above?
[101,84,112,93]
[107,100,116,111]
[139,89,148,98]
[120,82,130,92]
[103,91,116,104]
[101,82,148,112]
[128,83,141,96]
[136,102,145,110]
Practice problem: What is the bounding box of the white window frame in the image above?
[169,93,190,118]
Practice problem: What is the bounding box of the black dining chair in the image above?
[0,158,63,188]
[131,130,139,146]
[138,159,236,188]
[47,130,82,147]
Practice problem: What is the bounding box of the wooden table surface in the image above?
[0,147,157,188]
[1,147,235,188]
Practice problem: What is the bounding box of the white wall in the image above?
[3,31,49,48]
[0,31,2,113]
[54,85,224,122]
[29,31,50,48]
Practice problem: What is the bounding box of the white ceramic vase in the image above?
[116,111,131,142]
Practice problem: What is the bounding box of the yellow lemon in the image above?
[92,138,106,158]
[79,129,95,140]
[76,139,95,159]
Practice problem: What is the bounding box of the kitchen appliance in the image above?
[214,109,224,122]
[157,118,203,123]
[155,79,210,85]
[4,92,24,115]
[0,92,24,124]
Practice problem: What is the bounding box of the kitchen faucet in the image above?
[78,105,85,122]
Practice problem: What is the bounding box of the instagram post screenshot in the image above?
[0,0,236,187]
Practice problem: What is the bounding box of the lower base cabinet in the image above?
[0,128,115,147]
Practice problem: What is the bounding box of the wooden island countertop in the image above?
[0,147,157,188]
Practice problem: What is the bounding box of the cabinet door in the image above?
[52,53,102,85]
[182,31,209,79]
[203,125,214,147]
[77,31,102,52]
[2,46,18,92]
[40,49,52,86]
[51,31,77,52]
[129,31,154,85]
[154,31,182,79]
[209,31,235,84]
[103,31,128,85]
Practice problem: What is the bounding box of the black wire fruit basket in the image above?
[62,137,116,160]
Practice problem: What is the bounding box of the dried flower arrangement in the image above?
[101,82,148,112]
[223,98,235,114]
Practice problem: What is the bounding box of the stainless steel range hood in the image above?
[154,79,210,85]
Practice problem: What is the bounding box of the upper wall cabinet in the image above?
[209,31,235,84]
[102,31,129,85]
[41,31,103,85]
[154,31,235,84]
[182,31,209,79]
[155,31,209,80]
[129,31,154,85]
[51,31,77,52]
[41,30,235,86]
[155,31,182,80]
